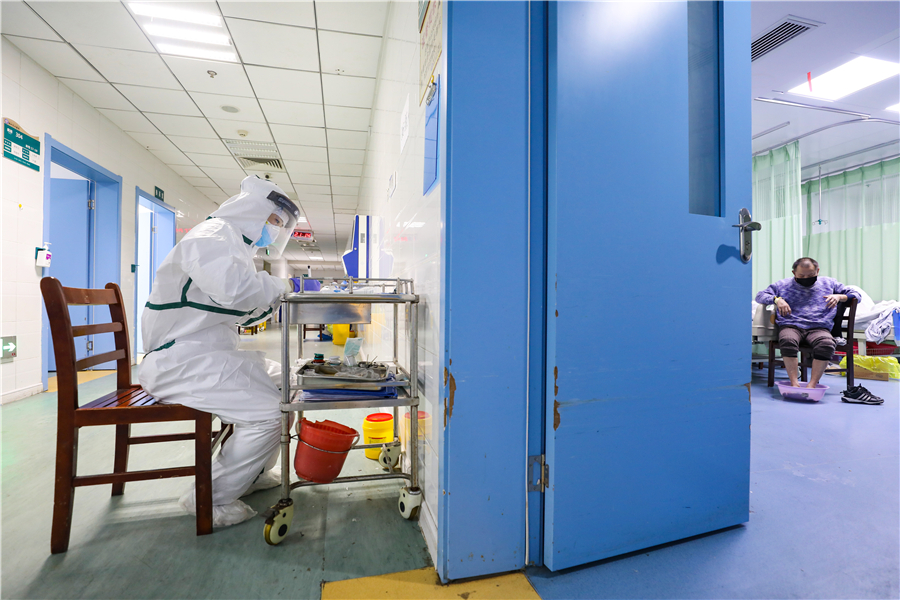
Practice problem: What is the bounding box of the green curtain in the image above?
[802,157,900,303]
[752,141,802,294]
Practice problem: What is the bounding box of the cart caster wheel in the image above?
[398,487,421,520]
[379,444,401,470]
[263,500,294,546]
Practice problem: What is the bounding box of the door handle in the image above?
[733,208,761,263]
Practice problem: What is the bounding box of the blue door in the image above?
[47,179,92,371]
[543,2,752,570]
[135,195,176,354]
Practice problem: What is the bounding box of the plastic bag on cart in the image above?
[343,337,363,366]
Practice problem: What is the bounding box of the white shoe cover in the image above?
[241,468,282,497]
[178,489,258,527]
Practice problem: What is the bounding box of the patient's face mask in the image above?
[795,276,817,287]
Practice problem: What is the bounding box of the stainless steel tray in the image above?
[285,301,371,324]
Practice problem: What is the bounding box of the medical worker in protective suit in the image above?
[139,175,306,527]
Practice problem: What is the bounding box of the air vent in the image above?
[223,138,286,172]
[752,16,820,62]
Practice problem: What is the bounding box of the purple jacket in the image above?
[755,277,860,330]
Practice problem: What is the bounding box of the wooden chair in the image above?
[767,298,857,388]
[41,278,231,554]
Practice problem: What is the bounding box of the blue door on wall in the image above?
[47,178,92,371]
[135,195,176,354]
[543,1,752,570]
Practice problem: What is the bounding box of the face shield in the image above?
[256,190,300,258]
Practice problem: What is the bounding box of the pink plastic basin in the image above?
[776,381,829,402]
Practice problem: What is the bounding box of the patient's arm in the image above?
[755,283,779,305]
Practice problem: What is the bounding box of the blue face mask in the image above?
[256,224,275,248]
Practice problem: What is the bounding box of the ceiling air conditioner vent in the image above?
[237,156,285,171]
[751,16,820,62]
[223,138,286,172]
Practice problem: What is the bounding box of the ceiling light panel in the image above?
[115,84,202,115]
[226,18,319,71]
[318,30,383,77]
[245,66,323,103]
[144,24,230,46]
[219,2,315,28]
[31,2,154,51]
[156,44,237,63]
[788,56,900,101]
[6,37,103,81]
[887,103,900,112]
[77,46,181,88]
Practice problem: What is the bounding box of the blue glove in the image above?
[288,277,303,293]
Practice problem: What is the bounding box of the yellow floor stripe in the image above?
[321,567,541,600]
[46,370,115,393]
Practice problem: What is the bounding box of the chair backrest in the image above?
[41,278,132,410]
[831,297,858,339]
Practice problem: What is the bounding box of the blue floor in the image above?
[527,369,899,599]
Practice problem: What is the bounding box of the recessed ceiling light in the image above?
[308,256,324,260]
[156,43,236,63]
[144,24,230,46]
[130,3,222,27]
[788,57,900,101]
[220,105,240,113]
[887,103,900,112]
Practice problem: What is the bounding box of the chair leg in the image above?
[51,426,78,554]
[195,412,214,536]
[847,350,854,388]
[111,424,131,496]
[767,342,776,387]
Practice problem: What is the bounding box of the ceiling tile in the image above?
[170,164,206,177]
[295,184,332,195]
[315,2,388,37]
[245,65,322,103]
[220,2,315,28]
[5,36,102,81]
[197,186,224,198]
[328,148,366,164]
[290,173,331,186]
[148,148,193,165]
[59,78,134,110]
[164,55,254,97]
[330,176,361,188]
[270,124,326,147]
[212,179,245,193]
[202,166,247,180]
[29,2,154,52]
[169,136,229,155]
[187,153,242,169]
[327,129,368,150]
[1,2,62,40]
[183,176,216,188]
[98,108,158,133]
[115,84,202,116]
[278,144,328,162]
[321,74,376,109]
[332,187,359,198]
[127,131,180,152]
[190,91,266,122]
[208,118,273,142]
[253,172,292,188]
[146,113,218,138]
[324,106,370,131]
[318,30,382,78]
[284,160,330,175]
[329,163,363,177]
[226,18,318,71]
[259,99,324,127]
[298,195,332,205]
[76,46,180,88]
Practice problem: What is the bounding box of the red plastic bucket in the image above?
[294,419,359,483]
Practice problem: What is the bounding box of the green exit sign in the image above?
[1,336,17,359]
[154,187,165,201]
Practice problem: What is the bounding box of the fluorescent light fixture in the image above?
[307,256,324,260]
[156,43,237,63]
[297,217,307,222]
[887,103,900,112]
[144,24,230,46]
[130,3,222,27]
[403,221,425,228]
[789,57,900,101]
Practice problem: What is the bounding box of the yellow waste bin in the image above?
[362,413,394,460]
[332,324,350,346]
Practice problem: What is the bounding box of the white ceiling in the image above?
[751,2,900,178]
[1,0,389,267]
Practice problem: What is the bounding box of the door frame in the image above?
[41,135,123,389]
[133,186,177,360]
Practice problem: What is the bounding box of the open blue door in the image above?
[135,194,175,354]
[543,1,752,570]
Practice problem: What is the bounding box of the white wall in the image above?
[357,1,442,565]
[1,36,219,403]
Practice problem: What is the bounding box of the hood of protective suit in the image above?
[209,176,290,245]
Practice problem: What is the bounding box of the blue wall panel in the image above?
[439,0,530,581]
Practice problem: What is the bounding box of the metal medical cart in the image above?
[262,278,422,545]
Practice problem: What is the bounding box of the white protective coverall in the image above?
[138,176,293,526]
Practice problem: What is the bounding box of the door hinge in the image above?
[527,454,548,492]
[86,340,93,352]
[88,199,96,210]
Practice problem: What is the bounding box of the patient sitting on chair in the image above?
[756,257,861,388]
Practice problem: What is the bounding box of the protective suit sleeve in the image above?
[180,232,284,313]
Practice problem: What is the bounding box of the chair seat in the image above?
[81,386,158,409]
